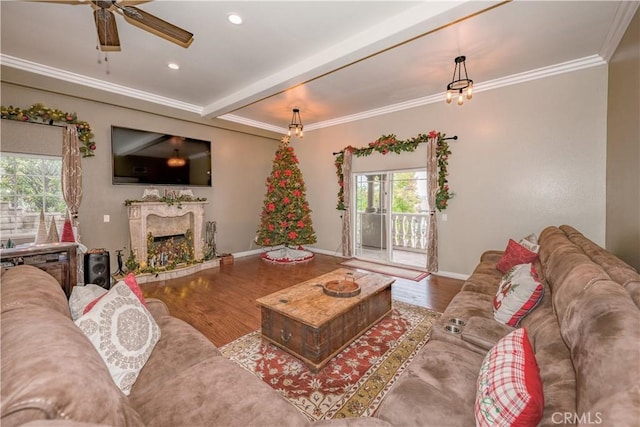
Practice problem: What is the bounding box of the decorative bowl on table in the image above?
[322,279,361,298]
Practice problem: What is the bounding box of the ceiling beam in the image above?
[200,1,504,119]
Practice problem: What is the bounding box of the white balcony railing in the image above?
[391,213,428,252]
[356,212,428,253]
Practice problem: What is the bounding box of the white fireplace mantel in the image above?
[127,201,207,263]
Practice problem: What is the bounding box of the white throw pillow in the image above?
[493,263,544,327]
[75,281,160,395]
[69,284,108,320]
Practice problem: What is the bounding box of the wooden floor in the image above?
[140,253,464,347]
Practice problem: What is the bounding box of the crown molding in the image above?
[218,114,287,134]
[306,55,606,131]
[2,53,607,134]
[599,1,640,63]
[0,54,202,114]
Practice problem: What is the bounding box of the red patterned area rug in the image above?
[220,301,440,421]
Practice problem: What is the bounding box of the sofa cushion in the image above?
[129,356,311,427]
[74,281,160,396]
[496,239,538,273]
[131,314,222,397]
[493,264,544,327]
[0,266,71,317]
[1,298,144,426]
[560,281,640,424]
[376,339,482,427]
[475,328,544,427]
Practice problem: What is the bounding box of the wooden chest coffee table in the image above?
[256,268,394,372]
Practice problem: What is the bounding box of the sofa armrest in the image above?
[461,316,515,351]
[145,298,170,319]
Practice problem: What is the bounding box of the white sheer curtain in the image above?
[426,136,438,271]
[341,150,353,257]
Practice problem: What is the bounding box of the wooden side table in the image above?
[1,243,78,297]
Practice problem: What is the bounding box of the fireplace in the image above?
[148,232,193,268]
[127,201,206,266]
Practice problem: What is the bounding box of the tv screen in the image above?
[111,126,211,186]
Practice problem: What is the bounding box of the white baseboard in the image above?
[233,245,346,259]
[233,248,265,258]
[305,246,347,258]
[432,270,469,280]
[231,247,468,280]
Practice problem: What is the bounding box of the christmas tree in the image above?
[256,135,317,263]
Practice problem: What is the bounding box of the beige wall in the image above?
[1,63,621,277]
[0,83,278,269]
[292,66,608,275]
[606,8,640,270]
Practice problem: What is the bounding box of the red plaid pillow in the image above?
[496,239,538,273]
[475,328,544,427]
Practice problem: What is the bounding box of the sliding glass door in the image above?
[353,169,427,268]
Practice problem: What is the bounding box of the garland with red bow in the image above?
[335,131,454,211]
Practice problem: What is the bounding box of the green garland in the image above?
[335,130,454,211]
[0,103,96,157]
[124,196,207,209]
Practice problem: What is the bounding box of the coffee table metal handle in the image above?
[281,328,292,343]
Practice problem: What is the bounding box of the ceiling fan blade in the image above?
[94,8,121,51]
[119,5,193,47]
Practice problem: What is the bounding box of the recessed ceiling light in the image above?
[168,63,180,70]
[228,14,242,25]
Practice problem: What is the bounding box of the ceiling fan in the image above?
[91,0,193,51]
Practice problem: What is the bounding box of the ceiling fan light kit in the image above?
[91,0,194,52]
[446,55,474,106]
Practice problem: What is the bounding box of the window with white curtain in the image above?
[0,152,66,243]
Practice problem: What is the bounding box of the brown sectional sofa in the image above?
[2,224,639,426]
[376,225,640,426]
[0,266,388,427]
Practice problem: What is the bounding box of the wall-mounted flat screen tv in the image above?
[111,126,212,186]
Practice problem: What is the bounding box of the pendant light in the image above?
[446,56,474,106]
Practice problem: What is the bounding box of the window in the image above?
[0,153,66,243]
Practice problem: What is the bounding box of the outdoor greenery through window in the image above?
[0,153,66,243]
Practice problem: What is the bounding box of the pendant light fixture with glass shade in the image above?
[446,56,473,106]
[167,149,186,167]
[288,108,304,138]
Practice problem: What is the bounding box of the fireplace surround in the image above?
[127,201,209,279]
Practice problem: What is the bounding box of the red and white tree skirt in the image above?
[261,246,314,264]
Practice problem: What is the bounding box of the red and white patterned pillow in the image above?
[83,273,147,315]
[493,263,544,327]
[75,280,160,395]
[496,239,538,273]
[475,328,544,427]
